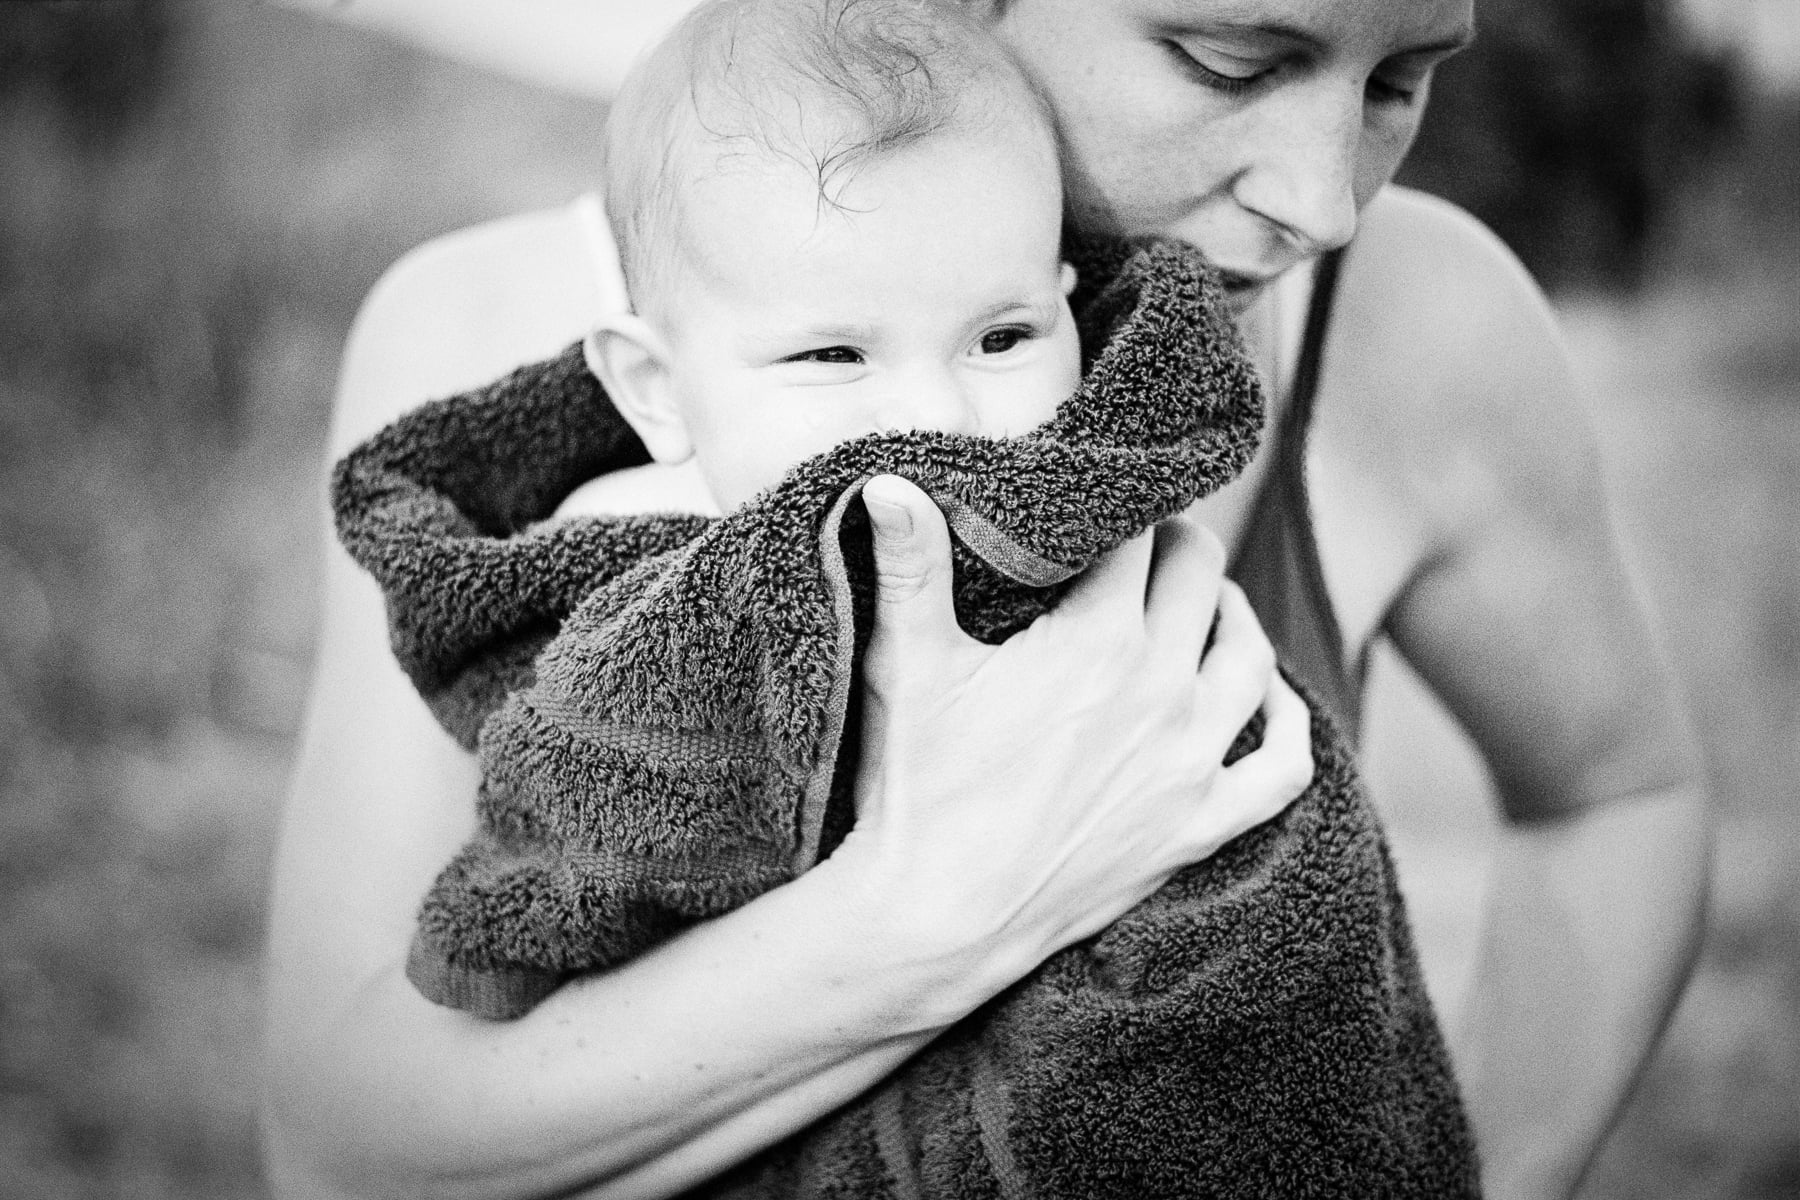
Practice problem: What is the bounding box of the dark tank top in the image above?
[1228,250,1363,738]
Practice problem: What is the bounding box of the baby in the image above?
[568,0,1081,515]
[331,0,1476,1192]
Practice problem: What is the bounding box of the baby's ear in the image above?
[1060,262,1078,296]
[583,315,693,465]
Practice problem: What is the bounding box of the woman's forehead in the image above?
[1002,0,1473,53]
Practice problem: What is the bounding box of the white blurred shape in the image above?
[1679,0,1800,92]
[275,0,702,100]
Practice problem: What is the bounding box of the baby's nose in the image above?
[876,368,980,437]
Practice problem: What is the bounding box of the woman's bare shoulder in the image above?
[1312,185,1612,605]
[1325,186,1587,471]
[1346,185,1554,347]
[330,204,612,455]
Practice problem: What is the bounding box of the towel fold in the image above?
[333,235,1480,1197]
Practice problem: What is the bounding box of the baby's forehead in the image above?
[612,0,1063,322]
[665,118,1059,274]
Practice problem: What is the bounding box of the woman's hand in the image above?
[268,210,1311,1196]
[836,475,1314,1010]
[264,471,1310,1200]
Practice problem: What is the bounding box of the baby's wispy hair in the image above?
[602,0,1052,318]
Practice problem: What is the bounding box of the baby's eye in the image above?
[979,326,1032,355]
[782,346,864,365]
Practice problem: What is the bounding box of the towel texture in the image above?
[333,236,1479,1197]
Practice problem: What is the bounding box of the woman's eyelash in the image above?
[1367,74,1422,106]
[1162,40,1264,97]
[1165,37,1426,109]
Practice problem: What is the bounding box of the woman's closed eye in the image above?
[1366,64,1432,108]
[1161,39,1272,97]
[1369,39,1470,111]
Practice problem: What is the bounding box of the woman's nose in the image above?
[1231,84,1362,255]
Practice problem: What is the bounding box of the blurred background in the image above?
[0,0,1794,1196]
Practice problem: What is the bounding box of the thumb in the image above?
[862,474,959,652]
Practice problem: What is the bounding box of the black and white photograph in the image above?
[1,1,1795,1196]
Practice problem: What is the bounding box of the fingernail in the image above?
[863,480,914,538]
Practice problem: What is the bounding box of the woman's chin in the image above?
[1219,277,1273,317]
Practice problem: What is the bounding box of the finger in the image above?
[1235,670,1317,808]
[863,474,963,656]
[1142,517,1227,666]
[1193,671,1316,850]
[1188,581,1278,763]
[1054,526,1158,628]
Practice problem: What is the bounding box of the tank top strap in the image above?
[1227,249,1363,739]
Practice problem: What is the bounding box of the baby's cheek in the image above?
[715,410,872,506]
[1041,326,1085,419]
[993,374,1075,437]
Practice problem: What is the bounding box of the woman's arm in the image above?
[262,220,1312,1200]
[1332,189,1711,1200]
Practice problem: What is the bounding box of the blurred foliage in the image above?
[3,5,304,1197]
[0,0,170,143]
[1401,0,1742,291]
[0,4,604,1191]
[0,0,244,454]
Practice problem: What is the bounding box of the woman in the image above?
[262,0,1711,1197]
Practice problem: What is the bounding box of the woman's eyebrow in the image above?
[1403,23,1478,60]
[1163,1,1332,51]
[1160,12,1326,53]
[1165,3,1477,58]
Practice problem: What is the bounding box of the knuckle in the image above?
[1185,744,1222,790]
[1150,663,1205,727]
[1144,641,1183,684]
[874,561,931,604]
[1099,624,1141,662]
[1278,748,1316,801]
[1161,517,1226,580]
[1213,637,1274,696]
[1075,609,1140,663]
[1187,521,1227,570]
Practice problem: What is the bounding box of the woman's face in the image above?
[987,0,1474,311]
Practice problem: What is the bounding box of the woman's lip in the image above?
[1215,270,1276,313]
[1216,269,1272,293]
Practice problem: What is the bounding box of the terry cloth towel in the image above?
[333,236,1480,1198]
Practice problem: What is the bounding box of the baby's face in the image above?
[654,126,1080,511]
